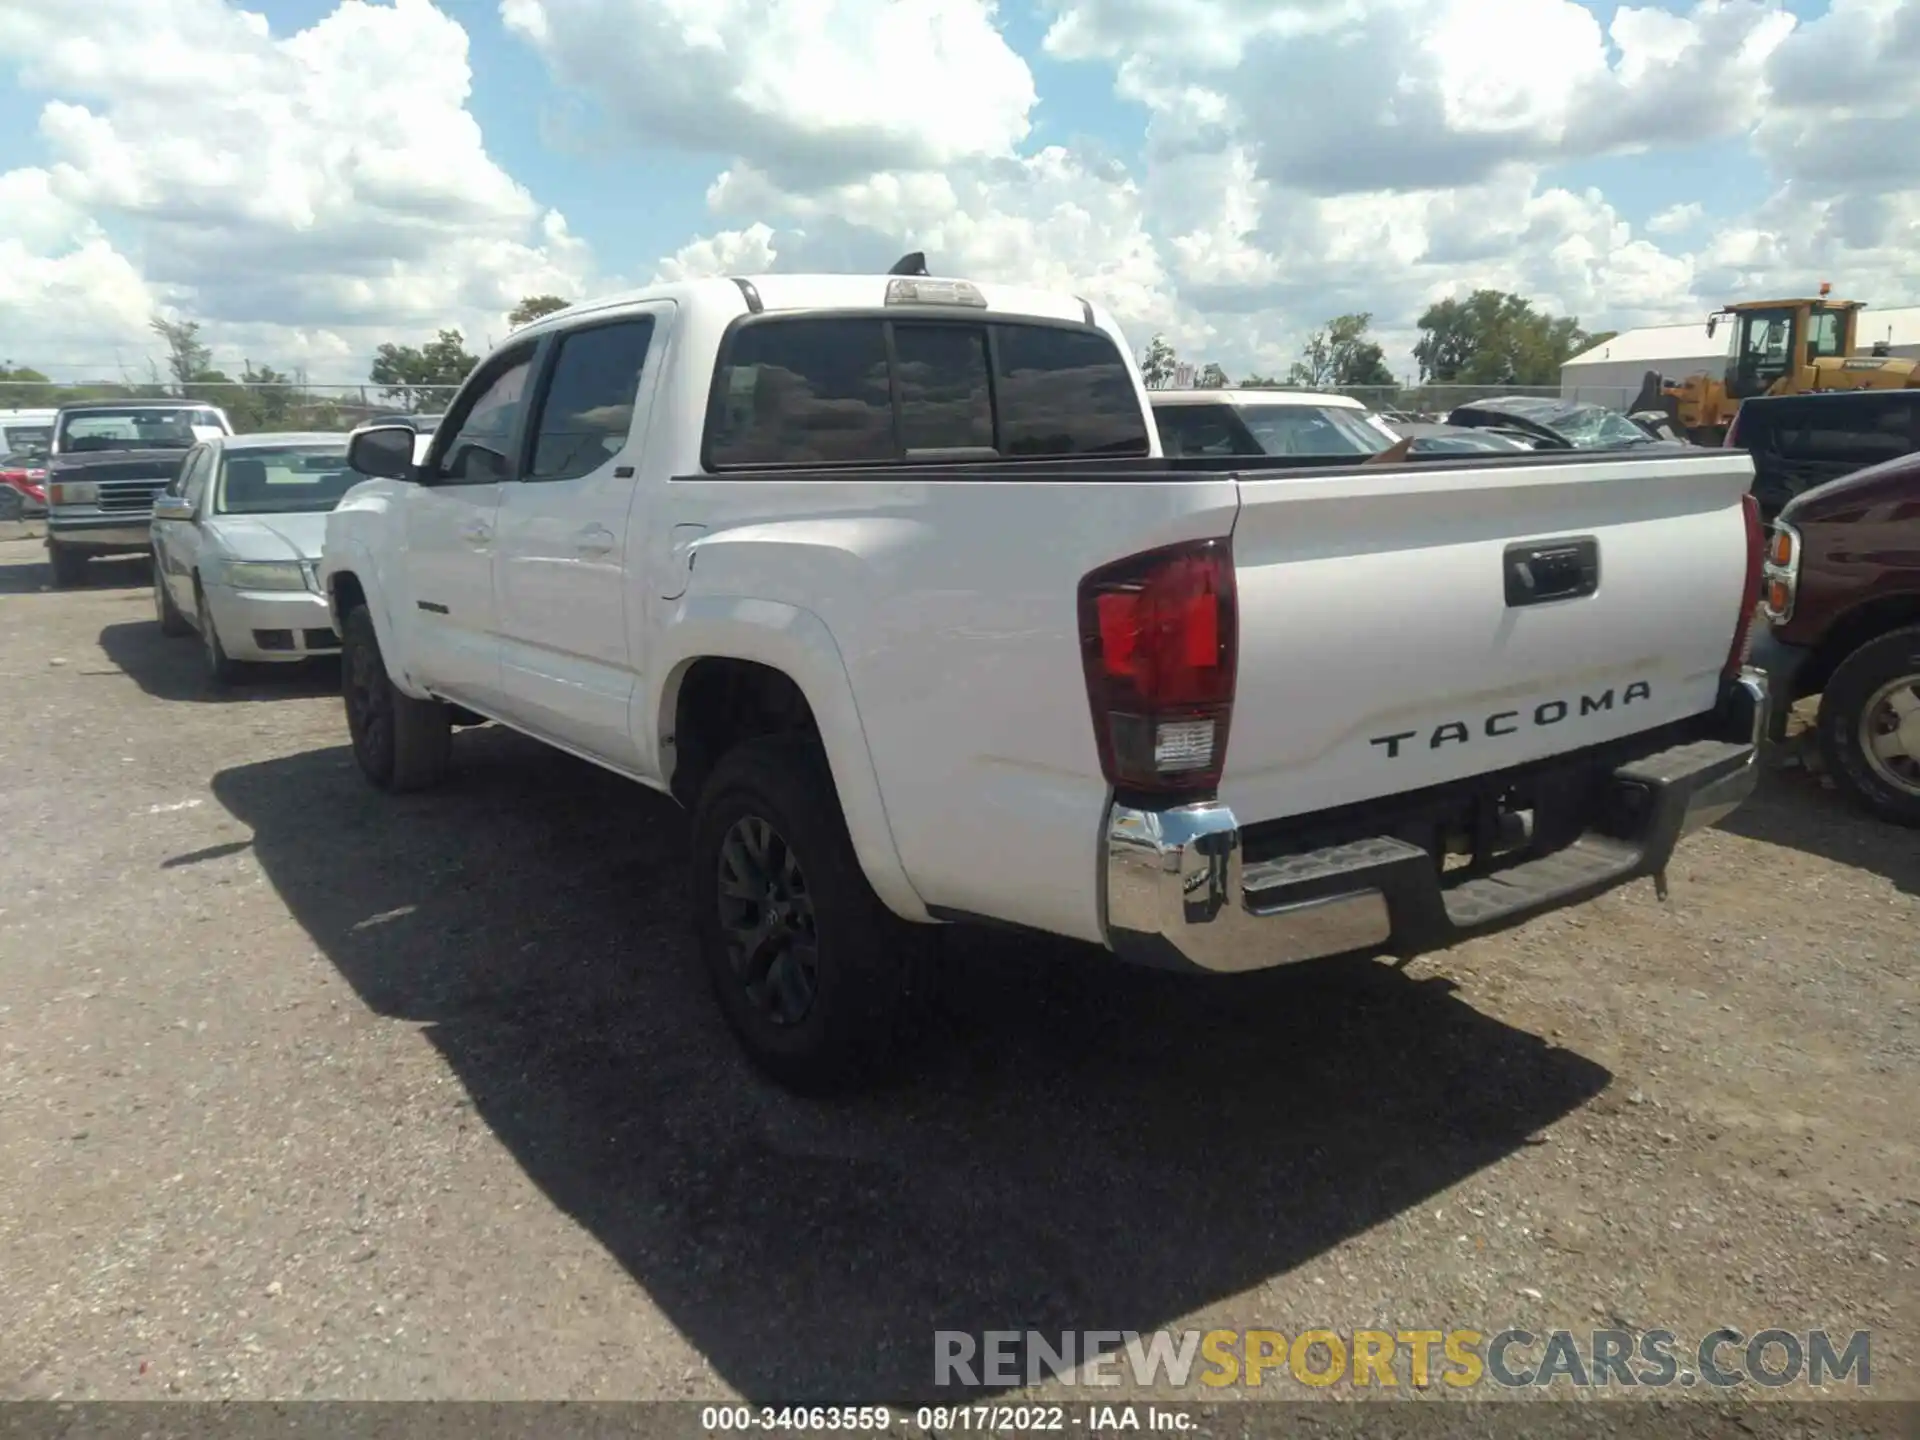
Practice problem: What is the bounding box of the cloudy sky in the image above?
[0,0,1915,386]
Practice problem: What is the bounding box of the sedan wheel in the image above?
[153,554,190,636]
[197,586,243,685]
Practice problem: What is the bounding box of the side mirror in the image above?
[347,424,419,481]
[153,495,196,523]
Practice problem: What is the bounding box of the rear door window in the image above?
[705,315,1149,469]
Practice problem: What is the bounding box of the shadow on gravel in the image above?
[1715,764,1919,897]
[97,619,340,704]
[0,548,152,595]
[213,734,1610,1404]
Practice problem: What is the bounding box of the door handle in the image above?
[575,524,616,557]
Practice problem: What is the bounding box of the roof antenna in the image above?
[888,251,929,277]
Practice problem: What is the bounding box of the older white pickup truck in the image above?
[322,263,1769,1091]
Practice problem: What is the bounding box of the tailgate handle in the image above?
[1504,537,1599,607]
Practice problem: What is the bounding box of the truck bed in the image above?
[663,444,1757,945]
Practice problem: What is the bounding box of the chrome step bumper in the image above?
[1101,670,1767,974]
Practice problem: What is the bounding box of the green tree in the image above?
[1194,362,1229,389]
[1239,372,1281,388]
[1286,313,1396,389]
[1412,291,1592,386]
[0,364,57,408]
[369,329,479,411]
[1140,333,1178,389]
[508,294,570,328]
[150,316,215,392]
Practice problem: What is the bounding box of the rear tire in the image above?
[153,554,190,636]
[690,734,934,1093]
[47,541,87,589]
[341,604,452,792]
[1816,625,1920,828]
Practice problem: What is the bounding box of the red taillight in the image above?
[1725,492,1763,678]
[1078,537,1237,795]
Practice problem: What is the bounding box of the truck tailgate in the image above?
[1223,451,1755,823]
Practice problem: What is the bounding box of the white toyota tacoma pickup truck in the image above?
[321,262,1769,1091]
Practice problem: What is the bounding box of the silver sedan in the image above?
[150,432,365,684]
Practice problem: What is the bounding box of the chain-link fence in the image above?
[0,380,463,437]
[1214,382,1641,416]
[2,377,1651,444]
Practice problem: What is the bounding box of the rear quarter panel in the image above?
[652,474,1239,944]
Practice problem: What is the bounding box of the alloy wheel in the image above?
[716,814,819,1027]
[346,633,393,765]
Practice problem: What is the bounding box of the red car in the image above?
[0,454,48,519]
[1753,447,1920,826]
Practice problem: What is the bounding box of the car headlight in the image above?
[225,560,310,592]
[48,480,98,505]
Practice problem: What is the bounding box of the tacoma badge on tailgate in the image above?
[1370,681,1653,757]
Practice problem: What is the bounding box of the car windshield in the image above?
[215,446,361,515]
[1232,402,1393,457]
[58,408,223,452]
[1545,403,1655,448]
[1479,398,1650,449]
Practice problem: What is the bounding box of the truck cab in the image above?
[1711,298,1861,401]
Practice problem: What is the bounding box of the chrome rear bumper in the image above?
[1102,670,1768,974]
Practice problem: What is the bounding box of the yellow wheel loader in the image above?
[1630,291,1920,446]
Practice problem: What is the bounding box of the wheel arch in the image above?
[1800,590,1920,698]
[651,597,929,924]
[325,557,432,700]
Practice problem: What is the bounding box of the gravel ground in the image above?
[0,538,1913,1410]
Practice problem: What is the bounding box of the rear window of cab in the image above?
[703,315,1151,470]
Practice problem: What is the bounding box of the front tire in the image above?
[1815,624,1920,828]
[340,605,451,792]
[47,541,87,589]
[196,584,245,686]
[690,735,933,1094]
[153,555,190,636]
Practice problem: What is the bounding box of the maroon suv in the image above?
[1753,449,1920,826]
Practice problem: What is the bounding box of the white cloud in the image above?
[3,0,1918,396]
[1647,202,1707,235]
[0,0,593,379]
[655,223,781,282]
[500,0,1038,190]
[695,148,1212,355]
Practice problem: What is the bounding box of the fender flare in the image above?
[652,595,931,924]
[322,545,432,700]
